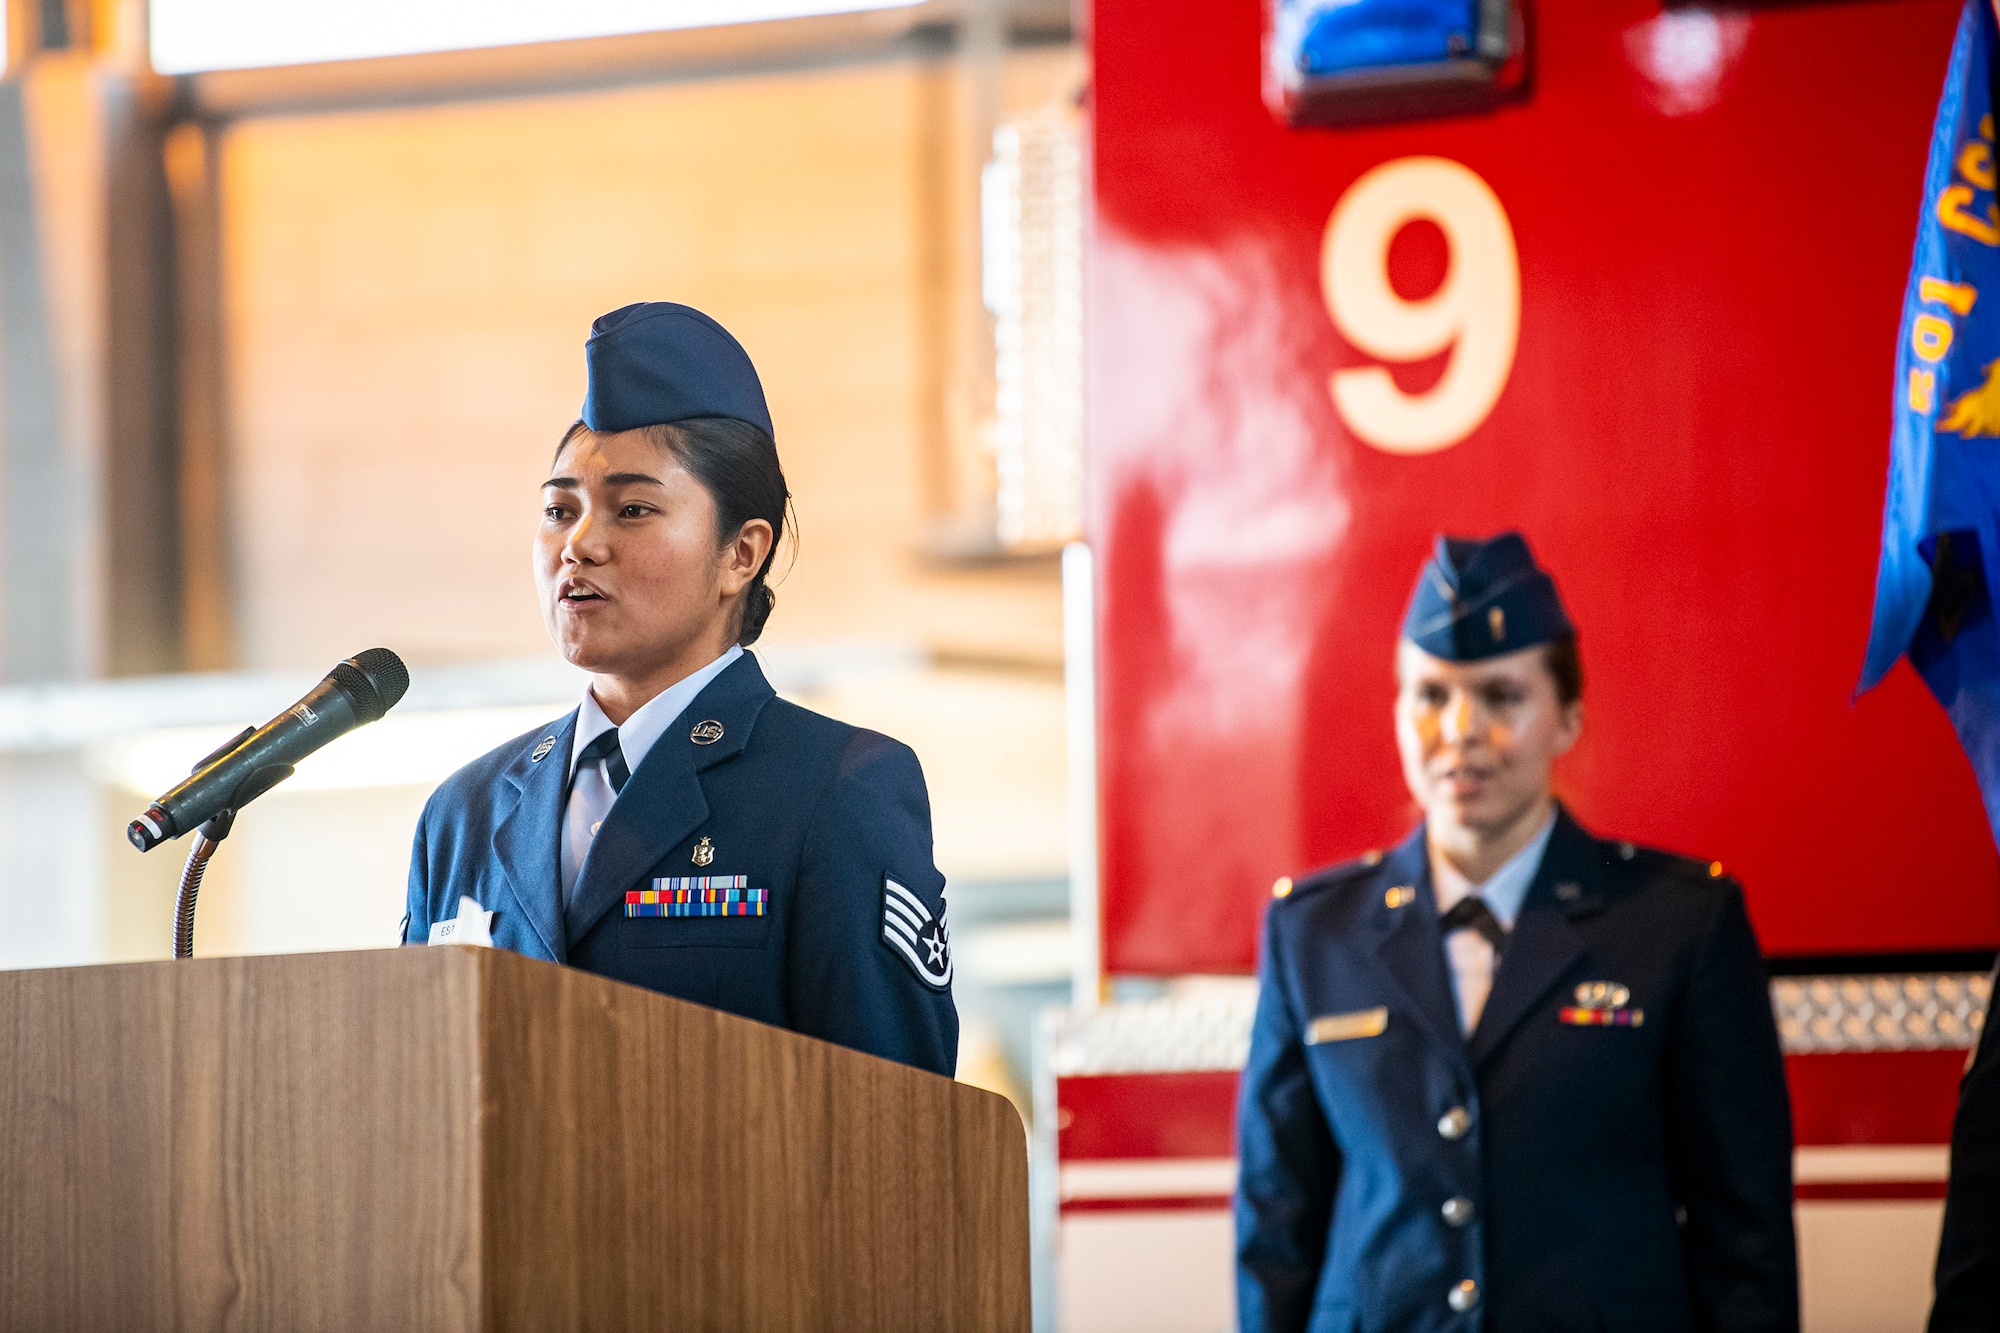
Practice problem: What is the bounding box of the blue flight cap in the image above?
[1402,531,1574,661]
[580,302,774,437]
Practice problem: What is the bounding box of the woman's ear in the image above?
[719,518,775,596]
[1553,699,1584,757]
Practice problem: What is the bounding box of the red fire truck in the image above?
[1044,1,1999,1329]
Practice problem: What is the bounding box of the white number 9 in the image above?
[1321,157,1520,455]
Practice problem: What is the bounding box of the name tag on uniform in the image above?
[627,875,768,917]
[1306,1007,1388,1045]
[428,896,494,946]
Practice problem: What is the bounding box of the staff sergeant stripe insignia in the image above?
[628,875,765,917]
[881,876,952,989]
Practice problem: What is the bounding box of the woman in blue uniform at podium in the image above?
[405,302,958,1077]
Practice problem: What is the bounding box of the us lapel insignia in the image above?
[881,877,952,989]
[530,736,556,762]
[690,719,724,745]
[692,836,715,867]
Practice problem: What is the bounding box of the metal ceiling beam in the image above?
[166,0,1074,123]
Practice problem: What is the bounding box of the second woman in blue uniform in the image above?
[1234,533,1797,1332]
[405,302,958,1077]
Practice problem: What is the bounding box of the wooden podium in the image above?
[0,946,1029,1331]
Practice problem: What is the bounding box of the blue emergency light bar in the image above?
[1266,0,1521,128]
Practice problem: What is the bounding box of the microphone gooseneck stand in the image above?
[172,811,234,960]
[168,764,294,960]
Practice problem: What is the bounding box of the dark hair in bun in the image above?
[555,416,793,646]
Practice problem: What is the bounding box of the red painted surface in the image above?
[1057,1052,1965,1178]
[1787,1048,1967,1146]
[1060,1196,1235,1213]
[1065,1184,1949,1208]
[1059,1070,1241,1160]
[1089,0,2000,975]
[1794,1182,1948,1200]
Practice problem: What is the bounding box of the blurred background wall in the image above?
[0,0,1087,1121]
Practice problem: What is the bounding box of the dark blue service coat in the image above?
[1236,809,1798,1333]
[1929,958,2000,1332]
[404,652,959,1077]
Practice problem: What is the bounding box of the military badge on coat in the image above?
[882,876,952,988]
[1558,979,1643,1026]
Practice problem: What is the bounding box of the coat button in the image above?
[1448,1279,1480,1312]
[1437,1106,1472,1140]
[1441,1196,1475,1227]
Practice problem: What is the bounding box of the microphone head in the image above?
[349,648,410,712]
[330,648,410,724]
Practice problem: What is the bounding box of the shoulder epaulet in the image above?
[1273,849,1387,904]
[1606,839,1730,884]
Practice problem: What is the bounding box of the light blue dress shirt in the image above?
[559,644,743,906]
[1429,807,1556,1034]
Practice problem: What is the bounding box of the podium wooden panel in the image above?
[0,946,1029,1331]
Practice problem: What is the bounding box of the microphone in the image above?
[126,648,410,852]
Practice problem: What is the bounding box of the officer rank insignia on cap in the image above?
[882,877,952,989]
[1402,531,1574,662]
[628,876,766,917]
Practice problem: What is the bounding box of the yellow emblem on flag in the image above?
[1941,357,2000,436]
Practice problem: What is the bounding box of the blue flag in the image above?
[1862,0,2000,844]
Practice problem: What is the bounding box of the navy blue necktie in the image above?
[572,727,630,797]
[1439,895,1507,956]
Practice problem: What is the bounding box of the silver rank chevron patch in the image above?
[882,877,952,989]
